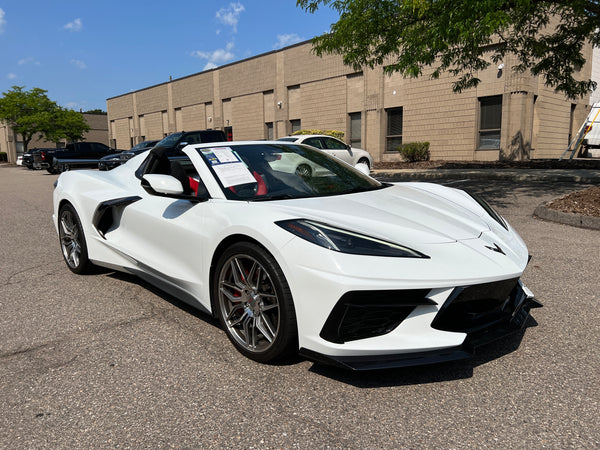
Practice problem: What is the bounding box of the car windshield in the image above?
[131,140,156,150]
[196,143,384,201]
[155,133,183,147]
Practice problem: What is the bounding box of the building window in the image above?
[386,108,403,152]
[478,96,502,149]
[568,103,576,145]
[290,119,301,134]
[266,122,274,140]
[349,112,361,148]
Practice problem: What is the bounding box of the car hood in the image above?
[272,184,493,245]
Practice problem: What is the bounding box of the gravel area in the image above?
[545,185,600,217]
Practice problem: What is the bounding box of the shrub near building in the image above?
[400,142,430,162]
[292,129,345,140]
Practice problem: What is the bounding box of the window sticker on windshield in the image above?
[201,147,240,165]
[201,147,256,187]
[212,147,240,163]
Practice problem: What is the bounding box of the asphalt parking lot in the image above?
[1,165,599,448]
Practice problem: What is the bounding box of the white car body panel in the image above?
[53,142,538,370]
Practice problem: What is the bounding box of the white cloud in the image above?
[0,8,6,33]
[65,101,83,109]
[64,18,82,32]
[7,73,17,79]
[70,59,87,69]
[18,57,40,66]
[191,42,235,69]
[274,33,303,49]
[216,3,244,32]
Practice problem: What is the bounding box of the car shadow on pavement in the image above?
[306,318,538,387]
[103,270,541,381]
[105,271,222,328]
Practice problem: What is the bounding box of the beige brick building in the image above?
[1,112,109,163]
[107,40,595,162]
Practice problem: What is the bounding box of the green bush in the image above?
[0,152,7,162]
[399,142,430,162]
[292,129,345,139]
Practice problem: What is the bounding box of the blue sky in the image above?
[0,1,339,111]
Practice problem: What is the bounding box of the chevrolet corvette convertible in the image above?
[53,142,540,370]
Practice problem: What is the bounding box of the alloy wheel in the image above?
[217,254,281,354]
[59,208,83,270]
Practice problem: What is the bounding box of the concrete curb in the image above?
[533,203,600,230]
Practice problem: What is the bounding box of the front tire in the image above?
[214,242,297,363]
[58,204,93,274]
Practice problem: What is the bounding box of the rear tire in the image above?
[213,242,298,363]
[58,204,93,274]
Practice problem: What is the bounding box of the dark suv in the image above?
[155,130,228,154]
[120,130,228,166]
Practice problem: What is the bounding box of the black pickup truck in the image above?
[33,142,118,173]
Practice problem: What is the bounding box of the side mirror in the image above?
[141,174,184,196]
[177,141,189,150]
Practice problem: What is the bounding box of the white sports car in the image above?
[53,141,540,370]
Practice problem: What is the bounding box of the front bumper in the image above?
[299,279,541,370]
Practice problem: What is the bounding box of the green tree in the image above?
[298,0,599,98]
[0,86,90,152]
[43,108,90,144]
[0,86,57,153]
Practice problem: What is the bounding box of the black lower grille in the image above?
[320,290,434,344]
[431,278,521,333]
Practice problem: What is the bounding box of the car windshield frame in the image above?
[194,143,385,202]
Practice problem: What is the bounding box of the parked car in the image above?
[277,135,373,175]
[98,140,159,171]
[33,143,118,173]
[16,155,23,166]
[53,141,540,370]
[31,148,61,171]
[22,151,35,169]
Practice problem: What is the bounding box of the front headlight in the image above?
[276,219,429,258]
